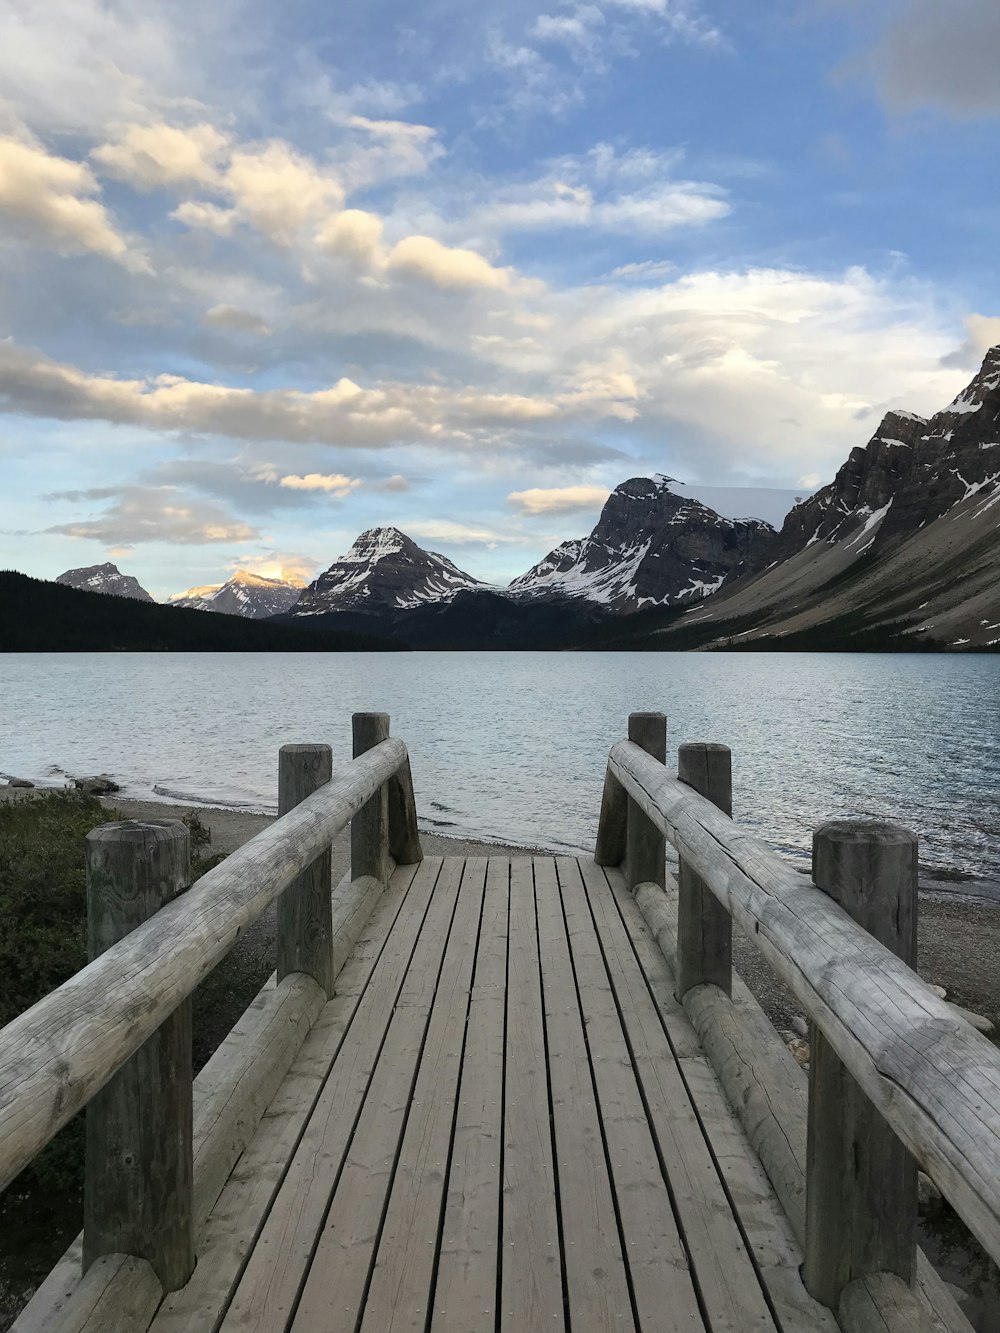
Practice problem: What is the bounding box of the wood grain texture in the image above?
[557,856,703,1332]
[152,862,421,1333]
[221,857,446,1333]
[676,743,733,999]
[358,859,486,1333]
[0,735,407,1191]
[388,754,424,865]
[578,857,777,1333]
[353,712,391,884]
[84,821,194,1291]
[806,821,919,1307]
[628,873,974,1333]
[534,857,634,1332]
[432,859,508,1333]
[624,713,666,893]
[594,767,626,867]
[501,858,565,1332]
[839,1273,939,1333]
[277,743,335,996]
[607,738,1000,1266]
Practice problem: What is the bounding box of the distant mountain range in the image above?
[26,346,999,652]
[167,569,306,618]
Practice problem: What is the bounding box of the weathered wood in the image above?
[150,862,421,1333]
[12,872,384,1333]
[627,873,974,1333]
[358,859,486,1333]
[534,857,634,1331]
[805,821,919,1309]
[387,753,424,864]
[594,767,626,866]
[291,858,465,1331]
[624,712,666,892]
[277,744,335,996]
[352,712,391,885]
[607,738,1000,1264]
[432,858,508,1332]
[577,857,778,1332]
[0,735,406,1190]
[501,858,564,1331]
[557,857,702,1331]
[84,821,194,1291]
[839,1273,940,1333]
[224,858,447,1331]
[676,742,733,999]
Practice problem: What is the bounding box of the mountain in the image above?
[55,562,153,602]
[168,570,306,618]
[510,474,775,612]
[292,527,484,615]
[626,347,1000,651]
[0,571,401,652]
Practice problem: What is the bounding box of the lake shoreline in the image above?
[6,787,992,1042]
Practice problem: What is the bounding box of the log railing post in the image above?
[84,820,194,1291]
[675,743,733,999]
[352,712,391,884]
[278,744,335,997]
[624,712,666,892]
[804,819,919,1309]
[387,753,424,865]
[595,766,627,866]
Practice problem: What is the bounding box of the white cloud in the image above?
[940,313,1000,368]
[386,235,511,290]
[93,121,229,190]
[406,519,522,548]
[202,304,271,335]
[507,484,612,515]
[45,484,259,545]
[0,130,139,266]
[315,208,385,265]
[0,340,634,451]
[174,138,344,245]
[609,259,676,282]
[278,472,362,496]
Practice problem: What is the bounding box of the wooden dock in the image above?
[2,712,996,1333]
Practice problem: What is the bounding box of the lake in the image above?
[1,651,997,895]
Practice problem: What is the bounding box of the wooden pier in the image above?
[1,713,996,1333]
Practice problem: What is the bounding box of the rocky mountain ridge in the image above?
[55,562,153,602]
[292,527,484,616]
[511,474,775,611]
[168,569,306,619]
[670,345,1000,649]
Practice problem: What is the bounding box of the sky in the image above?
[1,0,999,598]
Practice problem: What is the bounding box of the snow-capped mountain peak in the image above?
[168,570,306,618]
[510,476,774,612]
[292,528,485,615]
[55,562,154,602]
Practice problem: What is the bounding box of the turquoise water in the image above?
[1,651,997,894]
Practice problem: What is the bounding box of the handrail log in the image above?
[608,737,1000,1264]
[0,735,408,1192]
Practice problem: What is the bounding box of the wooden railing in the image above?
[597,711,1000,1318]
[0,711,421,1291]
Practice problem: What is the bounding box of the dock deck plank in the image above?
[43,855,833,1333]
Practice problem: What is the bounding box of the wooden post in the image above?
[387,754,423,865]
[675,743,732,999]
[278,744,335,997]
[804,819,919,1310]
[84,821,193,1291]
[352,712,391,884]
[624,712,666,892]
[594,767,627,866]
